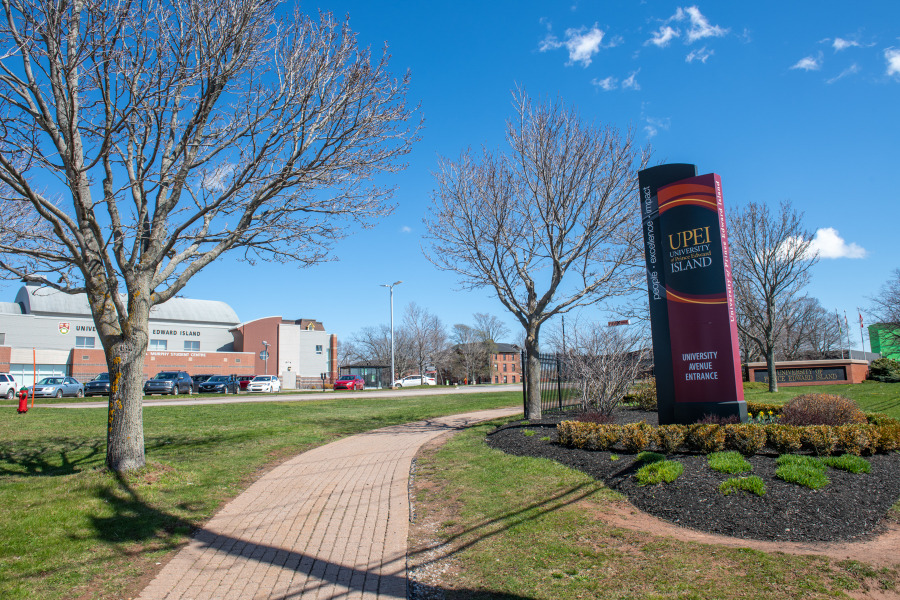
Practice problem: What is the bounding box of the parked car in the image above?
[25,376,84,398]
[0,373,17,399]
[143,371,193,395]
[334,375,365,391]
[190,374,214,393]
[247,375,281,393]
[198,374,239,394]
[235,375,256,391]
[84,373,111,397]
[391,375,436,388]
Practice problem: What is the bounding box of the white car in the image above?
[247,375,281,393]
[391,375,436,388]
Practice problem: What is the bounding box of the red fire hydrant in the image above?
[17,389,28,414]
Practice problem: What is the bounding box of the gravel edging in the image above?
[485,408,900,543]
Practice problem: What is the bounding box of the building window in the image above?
[512,375,516,383]
[235,358,241,363]
[494,376,498,383]
[149,339,167,351]
[503,363,507,372]
[75,336,95,348]
[184,340,199,351]
[503,376,508,384]
[315,344,323,355]
[0,333,5,345]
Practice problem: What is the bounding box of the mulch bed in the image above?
[485,407,900,543]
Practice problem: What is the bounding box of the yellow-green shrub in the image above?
[685,424,726,453]
[588,424,621,450]
[874,423,900,452]
[654,425,686,454]
[834,424,876,456]
[620,422,652,453]
[801,425,838,455]
[724,424,766,456]
[765,424,802,453]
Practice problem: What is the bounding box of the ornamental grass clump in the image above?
[719,476,766,497]
[822,454,871,474]
[724,424,767,456]
[635,459,684,485]
[708,451,752,474]
[776,454,829,489]
[780,393,866,426]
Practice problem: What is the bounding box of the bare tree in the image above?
[403,302,447,382]
[451,324,481,384]
[869,269,900,348]
[472,312,509,381]
[425,91,648,418]
[729,201,818,392]
[350,324,415,377]
[565,322,647,415]
[777,296,841,360]
[0,0,418,471]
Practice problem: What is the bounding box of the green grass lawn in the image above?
[743,381,900,417]
[411,420,900,599]
[0,391,520,600]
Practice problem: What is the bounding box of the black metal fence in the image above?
[521,351,582,418]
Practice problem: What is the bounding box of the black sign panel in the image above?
[753,367,847,384]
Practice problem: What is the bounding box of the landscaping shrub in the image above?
[776,454,829,489]
[708,451,752,474]
[874,422,900,452]
[697,413,741,425]
[620,422,652,453]
[867,357,900,383]
[631,378,658,412]
[654,425,686,454]
[685,424,726,454]
[765,424,802,453]
[822,454,871,474]
[724,424,767,455]
[635,459,683,485]
[587,424,621,450]
[780,393,866,426]
[834,424,876,456]
[800,425,838,455]
[719,476,766,496]
[866,413,900,427]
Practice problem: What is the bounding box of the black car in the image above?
[198,375,239,394]
[143,371,193,395]
[191,374,215,393]
[85,373,111,396]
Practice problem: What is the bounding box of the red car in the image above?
[236,375,256,391]
[334,375,365,391]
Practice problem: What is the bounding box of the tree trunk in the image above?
[524,324,541,419]
[766,346,778,393]
[99,291,152,472]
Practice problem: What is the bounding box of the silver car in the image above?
[26,376,84,398]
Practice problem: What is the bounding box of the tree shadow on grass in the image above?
[87,472,539,600]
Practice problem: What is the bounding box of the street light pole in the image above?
[381,281,402,387]
[262,340,270,375]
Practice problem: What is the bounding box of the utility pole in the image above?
[380,281,402,386]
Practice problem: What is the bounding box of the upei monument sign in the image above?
[638,164,747,425]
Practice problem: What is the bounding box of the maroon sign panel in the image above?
[639,165,745,424]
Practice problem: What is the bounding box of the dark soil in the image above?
[485,407,900,543]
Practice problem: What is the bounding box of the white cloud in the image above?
[790,53,822,71]
[646,25,679,48]
[809,227,866,259]
[683,6,728,43]
[886,47,900,77]
[833,37,860,51]
[401,226,412,234]
[622,70,640,90]
[643,116,670,139]
[686,46,713,63]
[592,76,617,91]
[539,25,606,67]
[826,63,860,84]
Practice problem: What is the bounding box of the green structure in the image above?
[869,324,900,360]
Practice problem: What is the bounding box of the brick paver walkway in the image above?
[138,408,519,600]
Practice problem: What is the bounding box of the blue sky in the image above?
[176,1,899,351]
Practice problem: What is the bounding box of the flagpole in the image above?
[843,310,852,359]
[836,310,845,359]
[857,308,866,354]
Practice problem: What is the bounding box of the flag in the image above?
[844,310,849,329]
[836,310,843,335]
[858,309,864,328]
